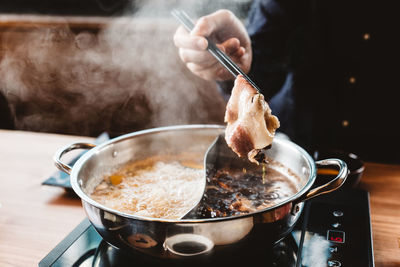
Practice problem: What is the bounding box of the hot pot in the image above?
[54,124,348,258]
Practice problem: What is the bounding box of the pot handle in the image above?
[53,143,96,175]
[295,158,348,204]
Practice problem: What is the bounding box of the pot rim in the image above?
[70,124,316,223]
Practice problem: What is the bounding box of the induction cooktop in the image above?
[39,187,374,267]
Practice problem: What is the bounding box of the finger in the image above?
[191,10,235,38]
[220,38,241,55]
[231,46,246,59]
[184,41,241,79]
[187,58,234,81]
[188,61,229,81]
[216,39,245,63]
[197,64,233,81]
[186,60,220,73]
[173,26,208,50]
[179,48,217,66]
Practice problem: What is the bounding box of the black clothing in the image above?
[222,0,399,163]
[0,91,14,130]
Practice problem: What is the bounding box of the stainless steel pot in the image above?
[54,125,348,259]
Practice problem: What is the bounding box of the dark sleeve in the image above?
[246,0,297,100]
[218,0,298,100]
[0,91,14,130]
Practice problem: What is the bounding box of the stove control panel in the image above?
[300,188,374,267]
[327,229,345,243]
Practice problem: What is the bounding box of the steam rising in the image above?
[301,234,331,267]
[0,0,253,136]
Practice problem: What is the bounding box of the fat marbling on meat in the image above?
[224,75,280,164]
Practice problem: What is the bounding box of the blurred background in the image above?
[0,0,252,137]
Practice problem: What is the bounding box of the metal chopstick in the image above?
[171,9,261,93]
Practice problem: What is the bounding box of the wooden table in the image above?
[0,129,399,266]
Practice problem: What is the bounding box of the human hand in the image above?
[173,9,252,81]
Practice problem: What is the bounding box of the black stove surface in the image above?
[39,188,374,267]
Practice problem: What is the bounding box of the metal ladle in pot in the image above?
[182,134,262,219]
[203,134,262,176]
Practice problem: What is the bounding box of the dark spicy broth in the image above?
[187,160,299,219]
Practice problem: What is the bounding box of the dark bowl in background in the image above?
[313,149,365,188]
